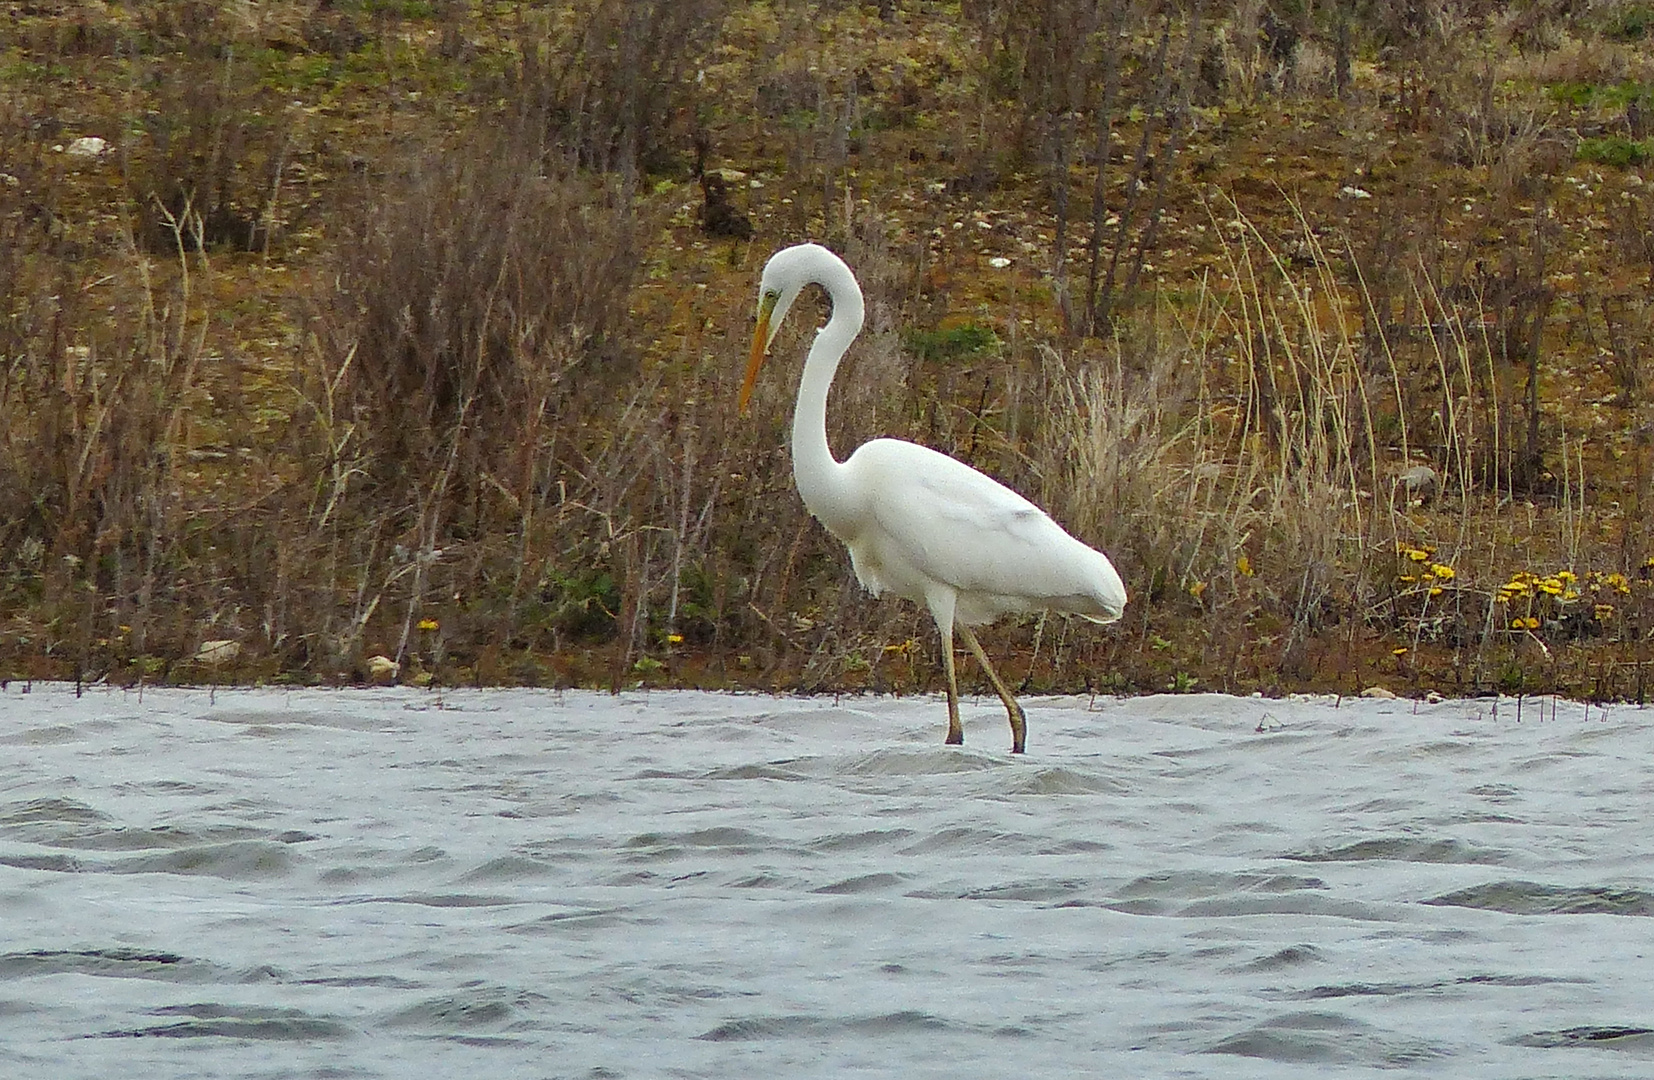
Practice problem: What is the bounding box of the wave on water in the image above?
[1424,881,1654,916]
[696,1009,952,1042]
[5,687,1654,1077]
[1284,836,1511,865]
[96,1004,353,1041]
[0,949,227,984]
[1511,1027,1654,1055]
[1204,1010,1446,1066]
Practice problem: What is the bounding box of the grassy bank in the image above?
[4,1,1654,701]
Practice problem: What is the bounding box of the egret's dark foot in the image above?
[1008,704,1027,755]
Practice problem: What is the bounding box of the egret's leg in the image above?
[957,624,1027,754]
[937,619,964,745]
[926,593,965,747]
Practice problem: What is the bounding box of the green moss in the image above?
[334,0,437,17]
[1601,3,1654,41]
[1577,135,1653,168]
[1546,80,1654,111]
[536,567,622,642]
[903,322,999,363]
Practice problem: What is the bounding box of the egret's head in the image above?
[739,244,831,414]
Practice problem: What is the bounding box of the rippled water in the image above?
[2,684,1651,1077]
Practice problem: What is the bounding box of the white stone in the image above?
[193,639,240,664]
[365,655,400,683]
[64,136,108,159]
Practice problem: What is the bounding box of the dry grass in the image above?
[5,1,1654,699]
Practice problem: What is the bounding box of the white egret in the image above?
[740,243,1127,753]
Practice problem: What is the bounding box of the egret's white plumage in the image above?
[741,243,1126,753]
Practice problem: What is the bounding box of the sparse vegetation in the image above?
[5,1,1654,702]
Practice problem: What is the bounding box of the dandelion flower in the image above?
[1430,563,1455,580]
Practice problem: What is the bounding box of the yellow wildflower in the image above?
[417,618,439,631]
[1594,604,1615,621]
[667,633,684,644]
[1430,563,1455,580]
[1512,615,1540,630]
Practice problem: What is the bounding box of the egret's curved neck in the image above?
[792,264,864,536]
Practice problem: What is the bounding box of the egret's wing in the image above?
[850,439,1120,615]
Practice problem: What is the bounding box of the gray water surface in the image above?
[1,685,1650,1078]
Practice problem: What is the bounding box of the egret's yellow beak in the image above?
[739,293,778,415]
